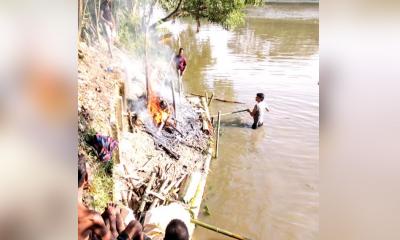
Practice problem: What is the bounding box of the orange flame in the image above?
[148,93,170,126]
[146,65,172,126]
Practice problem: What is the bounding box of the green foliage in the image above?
[159,0,263,30]
[245,0,263,5]
[117,10,145,53]
[223,8,246,29]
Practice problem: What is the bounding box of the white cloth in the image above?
[255,101,266,123]
[143,203,192,240]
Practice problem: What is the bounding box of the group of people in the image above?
[78,154,189,240]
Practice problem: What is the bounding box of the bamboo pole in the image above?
[179,75,183,99]
[208,92,214,106]
[215,111,221,158]
[211,109,248,118]
[144,32,150,103]
[170,79,177,121]
[191,219,253,240]
[188,93,245,104]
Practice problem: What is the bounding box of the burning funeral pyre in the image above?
[116,60,213,220]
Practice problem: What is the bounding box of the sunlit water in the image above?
[170,3,318,240]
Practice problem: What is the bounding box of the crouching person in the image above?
[78,154,144,240]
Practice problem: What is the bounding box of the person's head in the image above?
[160,100,168,110]
[256,93,264,102]
[164,219,189,240]
[78,154,89,189]
[178,48,184,56]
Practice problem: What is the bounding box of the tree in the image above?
[156,0,263,32]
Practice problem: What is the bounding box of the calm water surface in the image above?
[173,4,318,240]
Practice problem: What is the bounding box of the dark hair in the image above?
[164,219,189,240]
[178,48,184,54]
[256,93,264,101]
[78,154,87,188]
[160,100,168,110]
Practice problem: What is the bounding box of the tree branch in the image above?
[150,0,184,29]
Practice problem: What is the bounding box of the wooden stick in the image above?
[188,93,245,104]
[215,111,221,159]
[178,75,183,100]
[170,79,177,121]
[148,190,166,201]
[205,91,209,105]
[149,178,170,210]
[144,29,150,104]
[208,92,214,106]
[191,219,253,240]
[211,109,248,118]
[139,172,156,221]
[144,128,180,160]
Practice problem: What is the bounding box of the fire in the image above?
[146,66,173,127]
[148,95,170,126]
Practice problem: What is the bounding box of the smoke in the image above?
[116,0,186,129]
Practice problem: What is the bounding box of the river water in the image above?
[172,3,318,240]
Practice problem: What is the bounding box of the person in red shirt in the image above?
[174,48,187,95]
[174,48,187,77]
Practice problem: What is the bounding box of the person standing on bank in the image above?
[100,0,116,58]
[247,93,270,129]
[174,48,187,96]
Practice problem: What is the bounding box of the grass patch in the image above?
[89,160,114,212]
[79,121,115,212]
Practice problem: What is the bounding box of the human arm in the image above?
[247,105,257,117]
[102,203,119,237]
[122,220,144,240]
[92,213,115,240]
[115,207,126,234]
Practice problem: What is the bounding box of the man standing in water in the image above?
[247,93,269,129]
[100,0,116,58]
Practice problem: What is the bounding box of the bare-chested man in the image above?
[78,154,143,240]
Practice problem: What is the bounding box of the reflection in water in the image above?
[220,118,250,129]
[230,18,319,59]
[173,3,318,240]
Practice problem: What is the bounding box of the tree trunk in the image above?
[196,16,200,33]
[150,0,183,29]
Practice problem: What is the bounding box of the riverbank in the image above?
[78,41,214,237]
